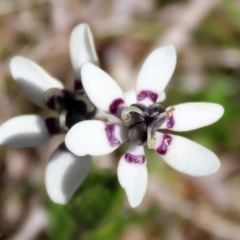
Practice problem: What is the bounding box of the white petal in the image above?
[65,120,128,156]
[154,132,221,176]
[161,102,224,131]
[82,63,125,116]
[123,90,136,106]
[117,144,147,208]
[70,23,99,79]
[136,46,176,106]
[45,144,91,204]
[10,57,64,108]
[157,91,166,102]
[0,115,52,147]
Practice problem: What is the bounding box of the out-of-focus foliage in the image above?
[48,171,124,239]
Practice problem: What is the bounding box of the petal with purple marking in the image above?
[10,57,64,108]
[45,143,91,204]
[70,23,99,81]
[65,120,128,156]
[81,63,125,116]
[123,90,166,106]
[124,90,136,106]
[136,46,176,106]
[0,115,54,147]
[154,132,221,176]
[161,102,224,131]
[157,91,166,103]
[117,144,147,208]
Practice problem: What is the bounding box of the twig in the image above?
[155,0,219,52]
[147,176,240,240]
[10,206,49,240]
[0,0,50,17]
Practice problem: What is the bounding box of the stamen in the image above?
[167,106,175,117]
[121,106,145,122]
[157,106,175,119]
[147,126,155,149]
[59,110,68,131]
[44,88,63,102]
[147,106,175,149]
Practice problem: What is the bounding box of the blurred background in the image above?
[0,0,240,239]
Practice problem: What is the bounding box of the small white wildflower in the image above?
[0,23,98,205]
[65,45,224,208]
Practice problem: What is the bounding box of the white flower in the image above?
[65,45,224,208]
[0,23,99,205]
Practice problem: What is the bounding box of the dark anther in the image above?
[44,88,96,131]
[148,103,166,117]
[65,109,85,129]
[128,122,147,145]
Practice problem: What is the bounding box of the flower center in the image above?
[44,88,96,130]
[121,103,174,148]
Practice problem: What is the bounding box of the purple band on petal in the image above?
[137,90,158,103]
[109,98,124,114]
[74,79,83,91]
[124,152,145,164]
[46,94,55,110]
[167,116,175,128]
[105,124,121,147]
[45,117,60,135]
[157,134,172,155]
